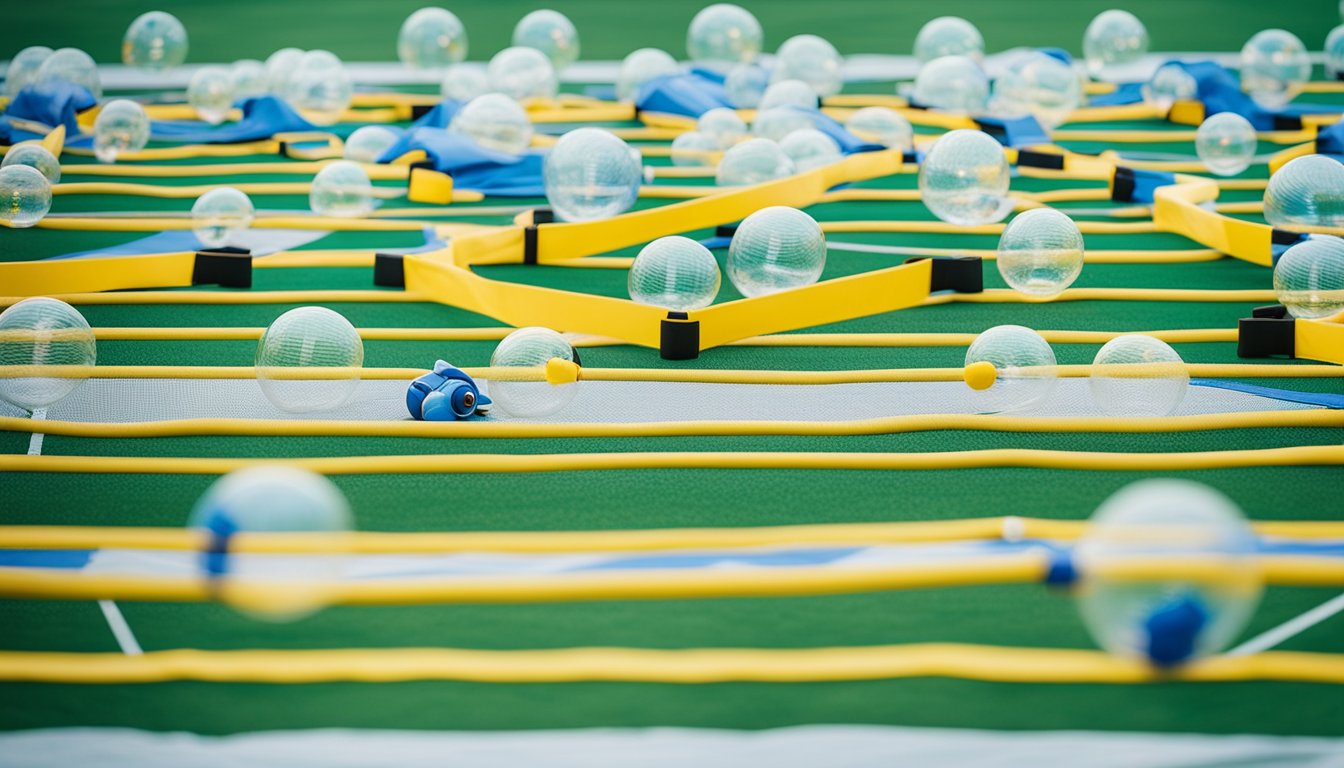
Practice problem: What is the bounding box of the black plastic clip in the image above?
[192,247,253,288]
[1017,149,1066,170]
[715,224,738,238]
[660,312,701,361]
[910,256,983,294]
[1111,166,1137,202]
[410,103,436,121]
[1237,306,1296,358]
[374,252,405,287]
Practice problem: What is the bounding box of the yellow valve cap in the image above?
[963,360,999,391]
[408,168,454,204]
[1167,100,1205,127]
[545,358,581,386]
[40,125,66,157]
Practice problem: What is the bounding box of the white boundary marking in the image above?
[25,407,46,455]
[97,600,144,656]
[1225,592,1344,657]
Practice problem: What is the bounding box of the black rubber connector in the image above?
[909,256,983,294]
[410,104,436,120]
[1237,310,1296,358]
[532,208,555,224]
[1272,113,1304,131]
[374,252,405,287]
[715,225,738,238]
[1112,166,1137,202]
[523,226,539,265]
[1017,150,1066,170]
[660,312,701,360]
[192,248,253,288]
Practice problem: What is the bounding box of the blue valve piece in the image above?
[406,360,492,421]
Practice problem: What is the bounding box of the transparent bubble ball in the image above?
[617,48,679,102]
[488,327,579,418]
[192,187,255,249]
[0,165,52,228]
[5,46,53,98]
[914,55,989,114]
[997,208,1085,297]
[918,129,1012,226]
[188,465,353,622]
[92,99,151,164]
[188,65,234,125]
[697,107,748,149]
[913,16,984,62]
[230,59,269,100]
[1194,112,1256,177]
[1328,25,1344,79]
[670,131,718,167]
[772,35,844,98]
[779,128,841,172]
[991,51,1082,130]
[265,48,304,96]
[449,93,534,155]
[751,107,814,143]
[122,11,188,71]
[512,9,580,73]
[629,236,722,311]
[1273,236,1344,319]
[1263,154,1344,230]
[964,325,1057,414]
[256,307,364,413]
[36,48,101,98]
[1089,334,1188,417]
[288,50,353,126]
[686,3,763,66]
[1,143,61,184]
[543,128,642,222]
[716,137,795,186]
[1083,10,1149,77]
[845,107,914,152]
[0,297,95,412]
[344,125,400,164]
[1075,479,1262,664]
[310,161,375,218]
[760,79,818,111]
[398,7,468,69]
[1240,29,1311,110]
[1142,62,1198,111]
[727,206,826,297]
[488,46,558,101]
[440,63,489,102]
[725,62,769,108]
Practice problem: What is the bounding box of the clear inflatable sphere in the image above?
[448,93,534,155]
[188,466,353,622]
[716,137,795,186]
[488,46,558,101]
[918,129,1012,226]
[991,51,1082,129]
[1082,9,1149,77]
[5,46,53,97]
[343,125,400,163]
[759,79,818,111]
[543,128,642,222]
[92,99,151,163]
[1075,480,1262,665]
[397,7,468,69]
[1263,155,1344,230]
[441,63,489,102]
[0,164,53,228]
[122,10,188,70]
[779,128,842,172]
[1272,236,1344,319]
[1194,112,1256,177]
[616,48,679,102]
[772,35,844,98]
[488,327,580,418]
[265,47,304,96]
[1142,63,1198,111]
[230,59,269,100]
[963,325,1057,414]
[725,62,769,108]
[686,3,763,66]
[1328,25,1344,79]
[727,206,826,297]
[996,208,1085,297]
[188,65,234,125]
[287,50,353,126]
[309,161,375,218]
[845,106,914,152]
[512,9,580,72]
[913,16,984,62]
[628,236,722,311]
[1239,29,1311,110]
[751,107,814,142]
[191,187,255,249]
[670,131,718,167]
[697,107,748,149]
[256,307,364,413]
[36,48,101,98]
[913,55,989,113]
[1,143,61,184]
[0,297,95,412]
[1089,334,1188,417]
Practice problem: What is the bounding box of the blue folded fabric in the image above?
[380,126,545,196]
[1,82,97,144]
[409,98,465,130]
[975,115,1051,148]
[1315,119,1344,158]
[1191,379,1344,409]
[1088,81,1146,107]
[635,73,734,117]
[149,96,315,143]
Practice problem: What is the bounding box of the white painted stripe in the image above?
[25,407,46,456]
[97,600,144,656]
[1225,592,1344,657]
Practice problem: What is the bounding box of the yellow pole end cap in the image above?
[407,168,454,205]
[545,358,581,386]
[964,360,999,391]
